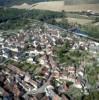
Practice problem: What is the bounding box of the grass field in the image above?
[11,1,99,13]
[93,22,99,26]
[56,17,93,25]
[11,3,33,10]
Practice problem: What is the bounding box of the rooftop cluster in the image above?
[0,22,99,100]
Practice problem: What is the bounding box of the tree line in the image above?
[0,8,67,30]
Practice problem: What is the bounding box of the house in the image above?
[0,87,4,97]
[7,64,25,76]
[26,57,36,64]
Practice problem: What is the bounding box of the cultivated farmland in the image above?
[11,1,99,13]
[56,18,93,25]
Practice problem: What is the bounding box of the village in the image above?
[0,21,99,100]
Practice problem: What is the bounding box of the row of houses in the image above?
[0,22,99,99]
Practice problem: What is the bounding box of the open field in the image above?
[11,1,99,13]
[93,22,99,26]
[11,3,33,10]
[56,18,93,25]
[67,18,93,25]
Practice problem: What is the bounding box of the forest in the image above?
[0,8,66,30]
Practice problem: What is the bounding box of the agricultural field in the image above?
[11,3,34,10]
[93,22,99,26]
[11,1,99,13]
[56,17,93,25]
